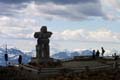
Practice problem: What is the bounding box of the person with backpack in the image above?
[101,47,105,57]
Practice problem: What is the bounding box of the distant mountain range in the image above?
[0,47,94,66]
[51,50,93,59]
[0,48,31,66]
[0,47,118,66]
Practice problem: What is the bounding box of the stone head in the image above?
[40,26,47,33]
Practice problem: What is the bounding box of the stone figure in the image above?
[34,26,52,60]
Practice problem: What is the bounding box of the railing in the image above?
[19,62,120,76]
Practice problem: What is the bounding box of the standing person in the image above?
[4,53,8,66]
[101,47,105,57]
[4,44,8,66]
[96,50,100,58]
[92,50,96,59]
[114,53,118,61]
[113,53,118,69]
[18,55,22,65]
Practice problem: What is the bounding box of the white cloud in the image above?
[0,16,39,39]
[0,14,119,43]
[0,1,119,44]
[101,0,120,20]
[0,17,119,43]
[105,0,120,9]
[52,28,120,42]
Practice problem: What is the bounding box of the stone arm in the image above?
[47,32,52,38]
[34,32,40,38]
[34,32,52,39]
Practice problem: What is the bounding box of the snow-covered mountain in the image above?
[0,47,118,66]
[51,50,93,59]
[0,47,94,66]
[0,48,32,66]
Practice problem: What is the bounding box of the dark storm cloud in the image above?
[38,0,103,20]
[0,0,31,4]
[76,3,103,17]
[0,0,98,4]
[0,2,27,17]
[0,0,105,20]
[36,0,98,4]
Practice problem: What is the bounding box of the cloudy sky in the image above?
[0,0,120,52]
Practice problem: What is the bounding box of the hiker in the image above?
[92,50,96,59]
[18,55,22,65]
[114,53,118,61]
[96,50,100,58]
[4,53,8,66]
[101,47,105,57]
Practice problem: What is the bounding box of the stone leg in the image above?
[43,44,50,58]
[36,45,42,59]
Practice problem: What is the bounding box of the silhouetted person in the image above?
[113,53,119,69]
[34,26,52,61]
[4,53,8,66]
[96,50,100,58]
[92,50,96,59]
[18,55,22,64]
[101,47,105,57]
[114,53,118,61]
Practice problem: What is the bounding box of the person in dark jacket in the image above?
[92,50,96,59]
[4,53,8,66]
[96,50,100,58]
[18,55,22,64]
[101,47,105,57]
